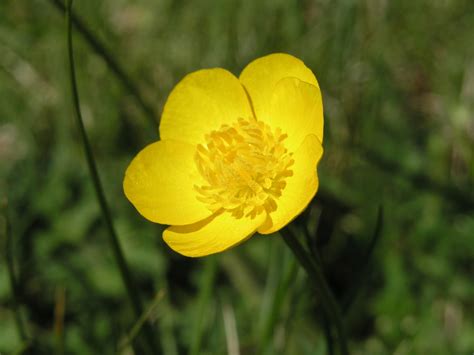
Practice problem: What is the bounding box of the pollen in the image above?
[194,117,294,219]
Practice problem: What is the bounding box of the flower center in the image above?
[194,117,294,218]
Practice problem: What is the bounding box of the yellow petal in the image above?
[159,68,254,145]
[258,134,323,235]
[239,53,320,123]
[123,140,212,225]
[163,211,266,257]
[268,77,323,152]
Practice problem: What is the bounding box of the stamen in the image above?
[194,117,294,218]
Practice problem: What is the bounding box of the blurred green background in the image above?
[1,0,473,354]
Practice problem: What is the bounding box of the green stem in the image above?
[280,228,349,355]
[3,206,28,343]
[321,312,335,355]
[65,2,159,354]
[119,290,166,352]
[50,0,157,129]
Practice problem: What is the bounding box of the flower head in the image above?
[124,53,324,257]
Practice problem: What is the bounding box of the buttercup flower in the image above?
[124,53,324,257]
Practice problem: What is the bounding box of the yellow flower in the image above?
[124,53,324,257]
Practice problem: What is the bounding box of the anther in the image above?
[194,117,293,218]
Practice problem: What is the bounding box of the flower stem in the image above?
[65,1,159,354]
[280,227,349,355]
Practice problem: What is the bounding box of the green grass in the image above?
[1,0,473,354]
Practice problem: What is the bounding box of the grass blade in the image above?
[280,227,349,355]
[1,201,29,344]
[222,299,240,355]
[119,290,166,353]
[342,205,384,314]
[190,257,217,355]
